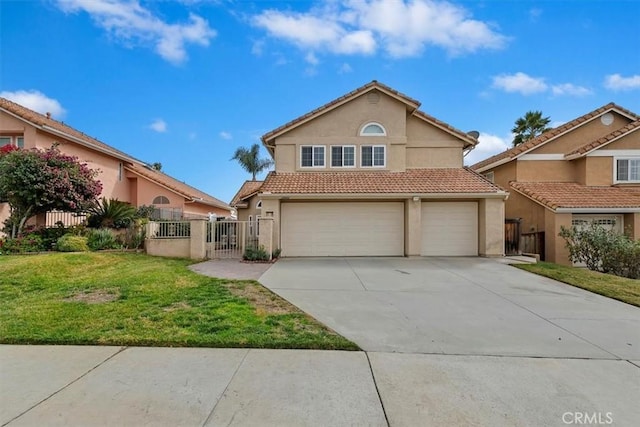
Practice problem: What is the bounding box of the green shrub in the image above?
[243,245,270,261]
[560,223,640,279]
[87,198,137,229]
[56,234,89,252]
[272,248,282,259]
[120,225,146,249]
[87,228,120,251]
[0,233,44,254]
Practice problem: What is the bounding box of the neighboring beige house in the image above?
[0,97,231,230]
[257,81,507,257]
[471,103,640,265]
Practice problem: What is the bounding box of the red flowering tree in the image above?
[0,145,102,238]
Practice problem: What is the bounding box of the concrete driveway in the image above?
[259,257,640,359]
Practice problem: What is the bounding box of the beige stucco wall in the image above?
[261,198,281,250]
[133,175,181,208]
[623,212,640,240]
[478,198,505,256]
[516,160,575,182]
[145,238,190,258]
[236,194,262,221]
[491,161,517,190]
[404,198,422,256]
[544,211,572,265]
[531,112,632,155]
[584,157,614,186]
[405,147,462,168]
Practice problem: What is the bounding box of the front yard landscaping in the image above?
[515,262,640,307]
[0,252,358,349]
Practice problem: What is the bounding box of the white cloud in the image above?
[529,8,542,22]
[551,83,592,97]
[305,52,320,65]
[251,39,265,56]
[604,74,640,91]
[149,119,167,133]
[0,89,66,118]
[465,132,510,166]
[492,72,548,95]
[252,0,506,59]
[55,0,216,64]
[219,131,232,140]
[338,62,353,74]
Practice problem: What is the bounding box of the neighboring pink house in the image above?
[0,97,231,231]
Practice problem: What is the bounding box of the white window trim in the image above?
[361,145,386,168]
[614,157,640,183]
[118,162,123,181]
[484,171,495,183]
[359,122,387,136]
[300,145,326,168]
[0,135,23,148]
[330,145,356,168]
[256,200,262,209]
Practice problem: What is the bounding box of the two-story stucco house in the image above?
[471,103,640,265]
[0,97,231,230]
[254,81,507,257]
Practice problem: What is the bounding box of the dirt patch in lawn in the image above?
[163,301,192,312]
[223,281,296,315]
[64,289,120,304]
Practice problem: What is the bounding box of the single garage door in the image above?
[422,202,478,256]
[281,202,404,256]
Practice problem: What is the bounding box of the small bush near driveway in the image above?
[0,253,357,349]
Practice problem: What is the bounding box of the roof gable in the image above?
[471,103,639,172]
[230,180,263,207]
[565,119,640,159]
[261,80,478,152]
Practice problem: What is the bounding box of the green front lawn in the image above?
[0,253,358,349]
[515,262,640,307]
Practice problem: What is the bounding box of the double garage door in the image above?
[281,201,478,257]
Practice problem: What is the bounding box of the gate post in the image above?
[258,217,274,260]
[190,219,207,260]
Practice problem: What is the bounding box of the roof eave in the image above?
[259,192,508,200]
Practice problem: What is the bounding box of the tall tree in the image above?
[511,110,552,147]
[231,143,274,180]
[0,146,102,237]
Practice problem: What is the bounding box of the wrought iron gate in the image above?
[207,220,259,259]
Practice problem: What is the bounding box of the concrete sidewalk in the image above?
[2,345,639,426]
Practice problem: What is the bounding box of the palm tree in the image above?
[231,143,273,180]
[511,111,552,146]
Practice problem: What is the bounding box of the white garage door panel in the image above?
[422,202,478,256]
[281,202,404,256]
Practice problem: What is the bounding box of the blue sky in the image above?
[1,0,639,203]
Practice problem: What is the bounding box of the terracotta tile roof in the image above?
[510,182,640,210]
[126,164,230,210]
[261,81,421,147]
[230,180,263,206]
[471,103,639,172]
[0,97,141,164]
[565,119,640,158]
[260,168,504,195]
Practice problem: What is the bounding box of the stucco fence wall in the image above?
[145,218,274,260]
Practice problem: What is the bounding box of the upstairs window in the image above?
[0,135,23,148]
[331,145,355,167]
[361,145,385,167]
[153,195,170,204]
[301,145,325,167]
[360,122,386,136]
[616,158,640,182]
